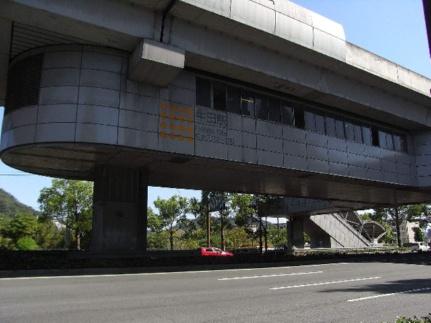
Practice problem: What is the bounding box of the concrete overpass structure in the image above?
[1,0,431,251]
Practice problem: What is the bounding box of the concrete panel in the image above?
[181,0,231,17]
[308,158,329,173]
[328,149,348,163]
[310,11,345,40]
[158,135,194,155]
[231,0,275,34]
[313,29,346,61]
[82,51,123,73]
[80,69,121,91]
[242,147,257,164]
[275,12,313,49]
[347,153,365,168]
[257,150,283,167]
[4,106,37,130]
[306,132,327,147]
[349,165,367,179]
[307,145,328,161]
[43,51,81,69]
[78,87,120,108]
[347,142,365,155]
[242,117,256,133]
[242,132,256,149]
[75,123,118,144]
[38,104,77,124]
[118,128,158,150]
[78,105,119,126]
[274,1,313,26]
[171,71,196,91]
[40,68,80,87]
[1,125,36,147]
[39,86,79,105]
[283,126,306,142]
[228,113,242,130]
[256,120,282,138]
[167,86,194,106]
[120,93,159,114]
[284,141,306,157]
[227,129,242,147]
[196,140,227,159]
[364,156,381,171]
[36,123,75,142]
[227,145,242,162]
[367,168,383,182]
[119,110,158,132]
[329,162,348,176]
[257,135,283,153]
[284,154,307,170]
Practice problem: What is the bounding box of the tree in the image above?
[38,179,93,250]
[153,195,188,250]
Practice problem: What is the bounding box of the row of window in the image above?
[196,77,407,152]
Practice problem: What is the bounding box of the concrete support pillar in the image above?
[90,166,148,252]
[288,216,305,249]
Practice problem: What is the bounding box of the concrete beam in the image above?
[129,39,185,86]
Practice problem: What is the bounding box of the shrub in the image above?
[16,236,39,250]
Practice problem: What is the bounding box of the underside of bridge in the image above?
[1,0,431,252]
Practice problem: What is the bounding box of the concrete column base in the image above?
[90,166,148,252]
[288,216,305,249]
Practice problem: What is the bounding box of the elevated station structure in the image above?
[1,0,431,251]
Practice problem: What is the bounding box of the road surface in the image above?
[0,260,430,322]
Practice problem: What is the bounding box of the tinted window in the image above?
[227,86,241,114]
[241,90,255,117]
[255,95,268,120]
[315,114,325,135]
[213,82,226,111]
[353,124,362,143]
[335,119,345,139]
[196,78,211,107]
[386,133,394,150]
[304,111,315,131]
[345,122,355,141]
[362,126,372,146]
[294,108,305,129]
[325,117,336,137]
[268,98,281,122]
[281,102,294,125]
[372,128,379,146]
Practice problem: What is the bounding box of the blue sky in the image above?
[0,0,430,210]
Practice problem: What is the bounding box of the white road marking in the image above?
[347,286,431,302]
[270,276,381,290]
[0,262,349,281]
[218,270,323,281]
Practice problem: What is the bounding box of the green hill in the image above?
[0,188,37,217]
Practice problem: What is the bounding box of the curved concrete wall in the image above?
[0,45,418,187]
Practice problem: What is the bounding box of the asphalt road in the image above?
[0,260,430,323]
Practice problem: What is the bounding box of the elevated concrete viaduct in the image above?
[1,0,431,251]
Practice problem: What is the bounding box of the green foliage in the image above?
[38,179,93,250]
[0,188,37,217]
[395,314,431,323]
[7,213,38,241]
[153,195,188,250]
[413,227,424,242]
[16,236,39,250]
[268,226,286,248]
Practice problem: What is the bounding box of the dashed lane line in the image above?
[347,286,431,302]
[218,270,323,281]
[270,276,381,290]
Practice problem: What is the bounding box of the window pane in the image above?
[304,111,315,131]
[353,124,362,143]
[315,114,325,134]
[227,86,241,114]
[345,122,354,141]
[378,130,387,149]
[362,126,372,146]
[255,95,268,120]
[386,133,394,150]
[325,116,336,137]
[213,82,226,111]
[281,102,294,125]
[196,78,211,107]
[372,128,379,146]
[268,98,281,122]
[335,119,345,139]
[294,107,305,129]
[241,90,255,117]
[399,135,407,152]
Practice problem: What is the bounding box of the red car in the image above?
[199,247,234,257]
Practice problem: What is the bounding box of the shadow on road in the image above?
[320,278,431,296]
